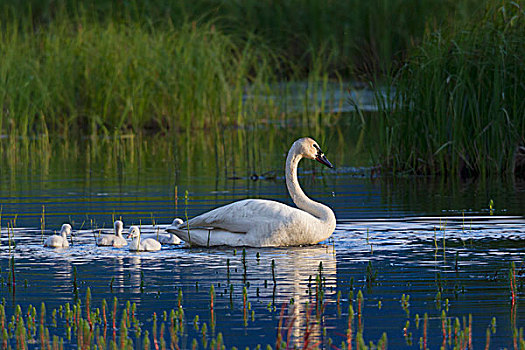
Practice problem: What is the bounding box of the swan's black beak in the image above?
[315,152,334,169]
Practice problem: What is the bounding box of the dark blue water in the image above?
[0,132,524,349]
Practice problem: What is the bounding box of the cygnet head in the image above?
[60,223,72,235]
[172,218,184,226]
[127,226,141,239]
[294,137,333,168]
[114,220,124,234]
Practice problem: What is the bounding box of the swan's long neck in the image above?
[131,234,141,250]
[285,147,334,222]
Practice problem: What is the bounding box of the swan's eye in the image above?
[313,144,321,154]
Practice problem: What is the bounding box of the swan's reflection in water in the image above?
[128,255,143,294]
[111,256,126,293]
[177,244,337,347]
[262,245,337,346]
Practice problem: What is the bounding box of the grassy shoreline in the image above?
[376,1,525,177]
[1,0,486,76]
[2,0,523,178]
[0,0,487,136]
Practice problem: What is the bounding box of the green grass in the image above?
[0,0,489,139]
[376,1,525,177]
[0,13,284,137]
[0,2,352,138]
[4,0,522,179]
[1,0,486,77]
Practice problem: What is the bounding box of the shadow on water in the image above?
[0,122,524,348]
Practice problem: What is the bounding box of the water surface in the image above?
[0,125,523,349]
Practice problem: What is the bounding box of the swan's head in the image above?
[114,220,124,234]
[127,226,141,239]
[296,137,334,169]
[60,223,73,236]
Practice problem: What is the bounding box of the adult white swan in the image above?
[96,220,128,247]
[166,137,336,247]
[44,224,73,248]
[127,226,162,251]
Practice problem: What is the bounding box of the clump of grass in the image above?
[377,1,525,178]
[0,10,280,138]
[0,0,493,140]
[1,0,488,79]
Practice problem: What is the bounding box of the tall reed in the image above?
[0,0,491,139]
[1,0,487,77]
[0,8,281,138]
[377,1,525,177]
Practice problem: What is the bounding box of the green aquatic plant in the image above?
[1,0,488,79]
[183,190,193,247]
[401,294,410,318]
[378,1,525,177]
[510,261,517,307]
[0,0,493,143]
[40,206,45,244]
[272,260,276,286]
[0,13,281,138]
[0,291,434,349]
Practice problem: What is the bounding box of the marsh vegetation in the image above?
[1,0,523,176]
[0,1,524,348]
[1,0,522,177]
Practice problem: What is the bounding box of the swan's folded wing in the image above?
[178,199,293,234]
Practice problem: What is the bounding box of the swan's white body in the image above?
[44,224,72,248]
[128,226,162,251]
[167,137,336,247]
[142,219,182,245]
[96,220,128,247]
